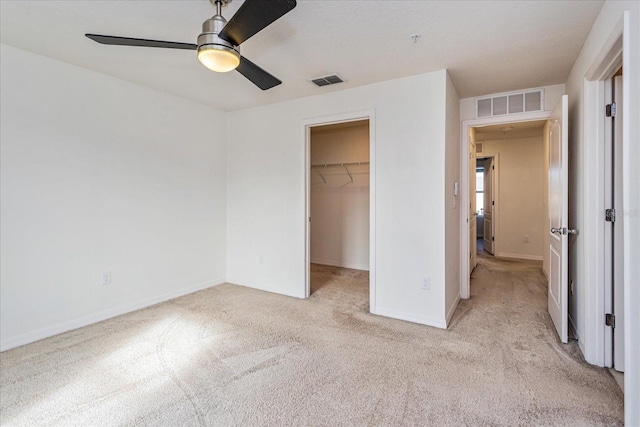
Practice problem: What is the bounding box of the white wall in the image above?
[310,123,370,270]
[227,70,455,328]
[563,2,640,423]
[479,135,546,261]
[444,73,461,324]
[0,45,227,350]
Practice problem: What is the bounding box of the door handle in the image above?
[551,227,578,235]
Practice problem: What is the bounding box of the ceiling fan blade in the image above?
[236,56,282,90]
[85,34,196,50]
[218,0,297,46]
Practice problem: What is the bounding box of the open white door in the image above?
[548,95,571,344]
[469,138,477,271]
[483,158,494,255]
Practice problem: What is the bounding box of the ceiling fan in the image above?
[85,0,297,90]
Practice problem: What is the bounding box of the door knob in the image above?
[551,227,578,235]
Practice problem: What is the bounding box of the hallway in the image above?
[310,259,624,424]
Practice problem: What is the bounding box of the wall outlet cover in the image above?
[101,272,112,286]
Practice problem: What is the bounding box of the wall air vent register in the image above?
[475,89,544,118]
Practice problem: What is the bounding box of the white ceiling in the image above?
[0,0,604,112]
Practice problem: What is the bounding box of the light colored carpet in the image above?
[0,259,623,426]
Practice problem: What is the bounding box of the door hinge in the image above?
[605,313,615,328]
[605,103,617,117]
[492,165,495,170]
[605,209,616,223]
[492,200,495,206]
[492,236,495,241]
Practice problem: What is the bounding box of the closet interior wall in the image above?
[310,121,370,271]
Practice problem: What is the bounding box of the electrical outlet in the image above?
[101,272,111,286]
[421,277,431,290]
[523,235,530,243]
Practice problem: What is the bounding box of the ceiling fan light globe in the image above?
[197,46,240,73]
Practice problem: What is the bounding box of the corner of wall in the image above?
[444,71,461,319]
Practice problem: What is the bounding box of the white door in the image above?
[612,75,625,371]
[483,158,494,255]
[548,95,570,344]
[469,139,477,271]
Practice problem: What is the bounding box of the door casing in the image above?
[460,112,550,299]
[302,110,376,309]
[581,18,623,367]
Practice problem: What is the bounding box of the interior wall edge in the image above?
[373,308,447,330]
[445,293,461,326]
[496,253,543,262]
[310,259,369,272]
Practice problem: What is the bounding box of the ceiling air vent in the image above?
[475,89,544,118]
[311,74,344,87]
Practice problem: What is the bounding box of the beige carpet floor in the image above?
[0,258,623,426]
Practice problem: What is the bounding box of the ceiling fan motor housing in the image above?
[197,15,240,57]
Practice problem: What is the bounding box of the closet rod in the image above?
[311,161,370,168]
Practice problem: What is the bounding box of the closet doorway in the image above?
[303,112,374,307]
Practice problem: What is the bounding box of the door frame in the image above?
[582,16,624,367]
[603,74,624,371]
[301,110,376,309]
[460,112,550,299]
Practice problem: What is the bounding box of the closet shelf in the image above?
[310,161,369,168]
[311,161,369,186]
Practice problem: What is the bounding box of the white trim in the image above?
[373,308,447,329]
[446,294,461,326]
[310,258,369,272]
[0,279,225,351]
[496,253,543,262]
[621,11,639,425]
[301,110,376,311]
[460,111,551,300]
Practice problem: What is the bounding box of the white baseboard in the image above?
[372,307,447,329]
[497,252,543,261]
[310,257,369,271]
[446,294,461,327]
[542,266,549,281]
[225,280,306,299]
[0,278,225,352]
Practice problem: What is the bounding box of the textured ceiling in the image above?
[0,0,604,111]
